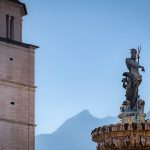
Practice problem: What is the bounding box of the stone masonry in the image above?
[91,122,150,150]
[0,0,38,149]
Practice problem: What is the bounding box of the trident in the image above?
[136,44,142,115]
[137,44,141,65]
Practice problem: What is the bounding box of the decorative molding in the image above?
[0,78,36,91]
[0,37,39,50]
[0,117,35,127]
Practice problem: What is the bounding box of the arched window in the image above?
[6,14,9,38]
[10,16,14,39]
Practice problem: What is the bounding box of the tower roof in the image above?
[9,0,27,15]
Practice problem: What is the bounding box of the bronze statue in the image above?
[122,48,145,110]
[92,47,150,150]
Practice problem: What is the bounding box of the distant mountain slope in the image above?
[36,110,118,150]
[146,111,150,120]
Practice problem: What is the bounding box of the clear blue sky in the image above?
[21,0,150,135]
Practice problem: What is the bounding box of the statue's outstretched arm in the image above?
[137,64,145,72]
[126,58,145,72]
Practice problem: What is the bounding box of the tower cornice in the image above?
[0,37,39,49]
[9,0,27,15]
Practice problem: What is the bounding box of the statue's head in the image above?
[130,48,137,60]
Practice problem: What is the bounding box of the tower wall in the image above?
[0,0,37,150]
[0,122,34,150]
[0,41,36,150]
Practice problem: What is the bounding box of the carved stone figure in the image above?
[122,48,145,110]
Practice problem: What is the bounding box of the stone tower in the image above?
[0,0,38,150]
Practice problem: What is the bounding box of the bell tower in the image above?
[0,0,27,41]
[0,0,38,150]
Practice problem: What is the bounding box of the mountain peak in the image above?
[75,109,93,119]
[36,110,118,150]
[80,109,90,115]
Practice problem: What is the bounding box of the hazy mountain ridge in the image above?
[145,111,150,120]
[36,110,118,150]
[36,110,150,150]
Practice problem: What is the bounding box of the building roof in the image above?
[9,0,27,15]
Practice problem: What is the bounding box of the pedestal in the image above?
[118,111,146,123]
[91,99,148,150]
